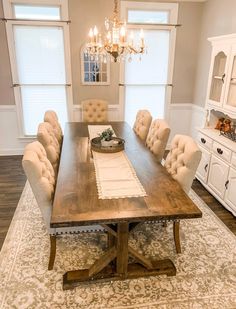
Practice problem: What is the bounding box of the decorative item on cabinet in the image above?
[215,117,225,130]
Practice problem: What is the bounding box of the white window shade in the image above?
[125,30,170,84]
[14,26,66,84]
[21,86,67,135]
[125,86,165,126]
[13,25,68,135]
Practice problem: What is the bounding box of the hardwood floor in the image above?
[192,179,236,235]
[0,156,235,251]
[0,156,26,248]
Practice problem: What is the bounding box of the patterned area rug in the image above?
[0,182,236,309]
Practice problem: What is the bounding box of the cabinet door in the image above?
[208,155,229,199]
[196,146,211,183]
[224,167,236,212]
[223,43,236,113]
[206,44,230,107]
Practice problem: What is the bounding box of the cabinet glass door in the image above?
[225,55,236,109]
[209,52,227,104]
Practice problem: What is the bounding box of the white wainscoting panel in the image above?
[0,105,35,155]
[168,103,205,148]
[190,105,206,140]
[73,104,121,122]
[0,103,205,155]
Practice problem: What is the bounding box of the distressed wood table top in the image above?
[51,122,202,228]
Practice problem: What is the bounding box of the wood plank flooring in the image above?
[0,156,235,251]
[0,156,26,248]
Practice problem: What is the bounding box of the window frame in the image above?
[119,1,178,122]
[3,0,73,138]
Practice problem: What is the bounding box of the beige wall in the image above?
[171,2,203,103]
[69,0,203,105]
[69,0,120,105]
[0,0,215,107]
[193,0,236,107]
[0,1,15,105]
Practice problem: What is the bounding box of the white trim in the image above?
[0,105,16,111]
[121,1,178,24]
[3,0,68,19]
[73,104,119,110]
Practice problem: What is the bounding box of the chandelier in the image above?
[86,0,145,62]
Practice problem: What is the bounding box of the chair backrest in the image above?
[44,110,63,144]
[165,134,202,193]
[22,141,55,233]
[146,119,171,162]
[82,99,108,122]
[133,110,152,141]
[37,122,60,172]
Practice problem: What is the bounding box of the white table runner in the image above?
[88,125,147,199]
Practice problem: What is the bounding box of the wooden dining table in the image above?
[51,122,202,290]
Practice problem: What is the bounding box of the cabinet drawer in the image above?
[197,133,212,150]
[212,141,231,162]
[232,152,236,168]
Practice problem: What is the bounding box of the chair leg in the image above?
[173,221,181,254]
[48,235,56,270]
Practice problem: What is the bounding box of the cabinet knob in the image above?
[217,148,223,155]
[201,138,206,144]
[225,180,229,190]
[222,73,226,84]
[204,164,208,172]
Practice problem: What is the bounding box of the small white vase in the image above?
[101,139,113,147]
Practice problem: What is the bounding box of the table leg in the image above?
[116,222,129,277]
[63,222,176,290]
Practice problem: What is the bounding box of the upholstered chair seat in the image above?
[146,119,171,162]
[82,99,108,122]
[37,122,61,173]
[164,134,202,253]
[133,110,152,141]
[22,141,103,270]
[44,110,63,145]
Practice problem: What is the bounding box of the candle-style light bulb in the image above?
[89,28,93,43]
[120,26,126,43]
[140,29,144,48]
[93,26,98,36]
[93,26,98,44]
[129,31,134,45]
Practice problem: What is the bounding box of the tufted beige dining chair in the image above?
[37,122,61,173]
[82,99,108,122]
[164,134,202,253]
[22,141,103,270]
[146,119,171,162]
[44,110,63,145]
[133,110,152,141]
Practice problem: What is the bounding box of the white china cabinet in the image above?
[196,34,236,216]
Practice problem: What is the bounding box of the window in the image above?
[128,10,169,24]
[81,48,110,85]
[3,0,72,136]
[13,4,61,20]
[120,1,178,126]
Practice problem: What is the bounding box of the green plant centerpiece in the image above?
[99,128,114,147]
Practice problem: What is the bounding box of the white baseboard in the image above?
[0,103,205,155]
